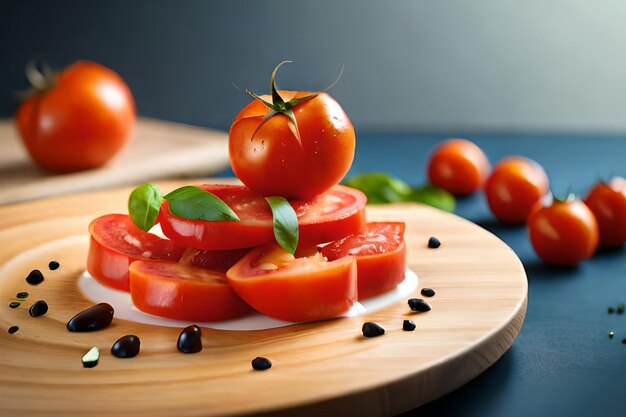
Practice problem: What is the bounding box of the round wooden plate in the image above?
[0,181,527,417]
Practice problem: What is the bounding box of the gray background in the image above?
[2,0,626,133]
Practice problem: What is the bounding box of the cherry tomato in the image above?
[427,138,490,196]
[178,247,251,272]
[87,214,184,291]
[129,261,252,321]
[16,61,135,172]
[227,244,357,322]
[159,184,366,250]
[584,177,626,248]
[229,89,355,199]
[528,196,599,266]
[485,156,549,224]
[322,222,406,300]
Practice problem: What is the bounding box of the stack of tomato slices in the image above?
[87,184,407,323]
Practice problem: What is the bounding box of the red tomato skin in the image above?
[229,91,355,199]
[159,184,366,250]
[87,214,184,291]
[427,139,491,196]
[528,198,599,266]
[485,156,550,224]
[322,222,407,300]
[227,245,357,322]
[16,61,135,172]
[129,261,252,321]
[584,178,626,248]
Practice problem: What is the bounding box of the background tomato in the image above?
[528,196,599,266]
[129,260,252,321]
[227,244,357,322]
[16,61,135,172]
[584,177,626,248]
[427,138,490,196]
[322,222,407,300]
[485,156,549,224]
[229,90,355,199]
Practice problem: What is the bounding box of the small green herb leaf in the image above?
[407,184,456,212]
[265,196,299,255]
[128,183,163,231]
[343,172,412,204]
[164,186,239,221]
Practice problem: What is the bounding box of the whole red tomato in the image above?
[427,138,490,196]
[484,156,549,224]
[528,196,599,266]
[229,64,355,199]
[584,177,626,248]
[16,61,135,172]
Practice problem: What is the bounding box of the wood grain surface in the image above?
[0,180,527,417]
[0,118,229,204]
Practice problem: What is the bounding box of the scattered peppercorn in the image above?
[622,339,626,345]
[177,325,202,353]
[609,331,615,339]
[421,288,435,297]
[9,302,20,309]
[362,322,385,337]
[618,304,625,314]
[608,307,615,314]
[67,303,114,332]
[26,269,44,285]
[8,326,19,334]
[428,236,441,249]
[251,356,272,371]
[16,292,28,299]
[48,260,60,270]
[408,298,431,312]
[403,320,416,331]
[82,347,99,368]
[29,300,48,317]
[111,335,141,358]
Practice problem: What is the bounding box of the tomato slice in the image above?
[178,247,251,272]
[129,261,252,321]
[226,244,357,322]
[322,222,407,300]
[87,214,184,291]
[159,184,366,250]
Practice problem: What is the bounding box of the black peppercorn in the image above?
[428,236,441,249]
[421,288,435,297]
[29,300,48,317]
[251,356,272,371]
[403,320,416,331]
[362,322,385,337]
[26,269,44,285]
[408,298,431,312]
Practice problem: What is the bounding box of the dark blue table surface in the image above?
[219,132,626,417]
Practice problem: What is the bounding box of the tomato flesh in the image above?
[129,261,252,321]
[178,247,251,272]
[87,214,184,291]
[227,244,357,322]
[322,222,407,300]
[159,184,366,250]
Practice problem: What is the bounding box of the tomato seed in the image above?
[29,300,48,317]
[251,356,272,371]
[26,269,44,285]
[408,298,431,312]
[8,326,19,334]
[421,288,435,297]
[82,347,99,368]
[177,325,202,353]
[362,322,385,337]
[428,236,441,249]
[622,339,626,345]
[111,335,141,358]
[403,320,416,331]
[608,307,615,314]
[9,302,20,309]
[48,261,60,270]
[16,292,28,299]
[67,303,114,332]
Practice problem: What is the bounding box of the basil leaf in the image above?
[407,184,456,212]
[128,183,163,231]
[265,196,299,255]
[164,186,239,221]
[343,172,412,204]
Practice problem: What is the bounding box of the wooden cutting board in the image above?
[0,118,229,205]
[0,180,527,417]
